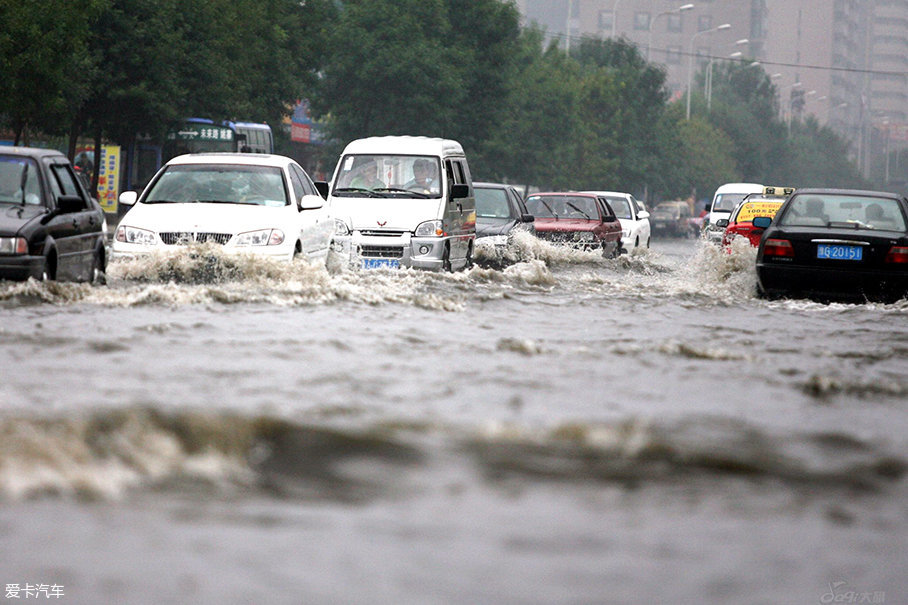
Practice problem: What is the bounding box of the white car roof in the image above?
[166,153,295,168]
[340,136,465,157]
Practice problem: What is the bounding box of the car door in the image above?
[44,159,100,280]
[289,164,330,261]
[443,158,475,261]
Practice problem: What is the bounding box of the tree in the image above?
[311,0,464,149]
[0,0,105,144]
[482,30,582,188]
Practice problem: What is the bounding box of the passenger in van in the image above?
[349,159,383,190]
[405,159,438,194]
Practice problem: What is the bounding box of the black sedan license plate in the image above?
[816,244,862,261]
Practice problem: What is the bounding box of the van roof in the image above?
[341,136,465,157]
[713,183,763,196]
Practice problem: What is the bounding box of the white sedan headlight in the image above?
[236,229,284,246]
[115,226,156,246]
[415,220,444,237]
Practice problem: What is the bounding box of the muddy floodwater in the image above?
[1,234,906,604]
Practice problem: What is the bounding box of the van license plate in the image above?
[816,244,862,261]
[362,258,400,269]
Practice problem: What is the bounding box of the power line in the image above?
[540,31,908,77]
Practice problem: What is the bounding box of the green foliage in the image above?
[784,117,870,189]
[0,0,106,142]
[0,0,870,201]
[311,0,463,148]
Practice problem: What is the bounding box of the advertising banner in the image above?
[75,145,121,214]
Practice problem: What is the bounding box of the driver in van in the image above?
[404,159,438,193]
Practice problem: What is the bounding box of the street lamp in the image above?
[611,0,621,37]
[778,81,802,121]
[686,23,731,119]
[705,38,749,111]
[647,3,695,60]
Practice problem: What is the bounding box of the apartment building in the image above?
[517,0,767,96]
[517,0,907,179]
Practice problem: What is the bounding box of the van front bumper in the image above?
[332,232,448,270]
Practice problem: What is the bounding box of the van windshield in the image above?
[333,155,442,198]
[712,193,748,212]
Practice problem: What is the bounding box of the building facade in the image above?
[517,0,907,180]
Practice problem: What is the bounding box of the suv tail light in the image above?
[763,238,794,258]
[885,246,908,264]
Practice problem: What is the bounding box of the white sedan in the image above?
[113,153,333,264]
[584,191,651,252]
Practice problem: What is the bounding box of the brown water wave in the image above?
[1,408,903,502]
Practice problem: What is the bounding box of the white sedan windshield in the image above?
[145,165,288,206]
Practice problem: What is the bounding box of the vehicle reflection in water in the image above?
[1,234,906,604]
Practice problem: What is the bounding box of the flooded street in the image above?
[2,235,907,604]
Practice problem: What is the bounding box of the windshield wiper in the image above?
[143,199,181,204]
[372,187,431,198]
[539,199,558,220]
[566,203,591,220]
[334,187,381,198]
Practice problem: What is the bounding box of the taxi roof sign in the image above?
[762,186,794,196]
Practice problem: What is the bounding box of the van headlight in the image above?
[415,220,445,237]
[115,226,156,246]
[573,231,595,242]
[334,218,351,236]
[236,229,284,246]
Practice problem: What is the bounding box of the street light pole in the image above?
[706,39,748,111]
[647,4,694,61]
[686,23,731,119]
[611,0,621,37]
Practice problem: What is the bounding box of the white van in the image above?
[703,182,764,244]
[326,136,476,270]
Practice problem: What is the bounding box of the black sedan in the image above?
[473,182,535,244]
[754,189,908,302]
[0,147,108,282]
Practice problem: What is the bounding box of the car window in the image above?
[731,199,783,223]
[50,164,88,210]
[291,164,317,197]
[526,195,599,220]
[778,194,906,230]
[145,164,288,206]
[713,193,748,212]
[0,156,42,205]
[288,167,306,203]
[605,196,633,219]
[334,154,441,198]
[475,187,511,218]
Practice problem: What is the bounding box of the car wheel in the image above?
[91,248,106,285]
[463,242,474,270]
[442,244,452,272]
[42,252,56,281]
